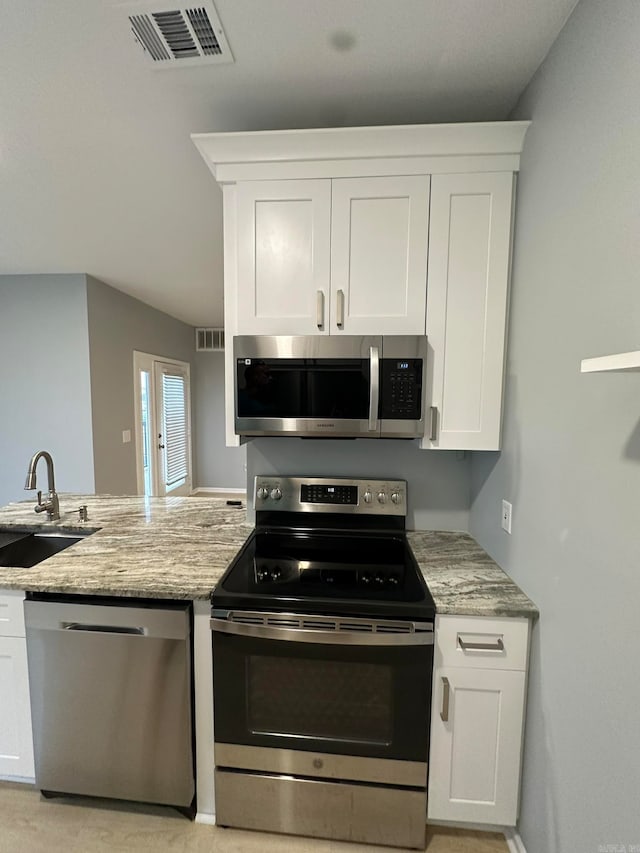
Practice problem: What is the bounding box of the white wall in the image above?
[469,2,640,851]
[247,439,470,530]
[0,275,95,507]
[194,351,246,490]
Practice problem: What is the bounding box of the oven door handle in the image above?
[210,618,434,646]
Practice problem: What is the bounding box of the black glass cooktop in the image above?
[212,527,435,620]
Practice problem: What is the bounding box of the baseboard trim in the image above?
[0,775,36,785]
[195,812,216,825]
[191,487,246,497]
[504,829,527,853]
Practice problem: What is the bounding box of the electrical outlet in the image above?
[501,500,512,534]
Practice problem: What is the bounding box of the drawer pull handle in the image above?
[440,676,450,722]
[458,636,505,652]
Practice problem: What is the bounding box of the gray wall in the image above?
[194,351,246,490]
[247,439,470,529]
[0,274,95,506]
[86,276,195,495]
[469,2,640,851]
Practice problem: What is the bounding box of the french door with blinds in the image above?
[134,352,192,497]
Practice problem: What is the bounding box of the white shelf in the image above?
[581,351,640,373]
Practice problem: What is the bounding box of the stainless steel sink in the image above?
[0,531,92,569]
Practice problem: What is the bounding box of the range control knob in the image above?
[377,491,387,504]
[256,486,269,500]
[363,490,373,504]
[270,487,283,501]
[391,491,402,505]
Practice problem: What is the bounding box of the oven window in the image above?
[213,630,432,762]
[247,656,392,745]
[236,358,370,419]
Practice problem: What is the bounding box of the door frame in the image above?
[133,351,193,497]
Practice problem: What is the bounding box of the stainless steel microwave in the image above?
[233,335,427,439]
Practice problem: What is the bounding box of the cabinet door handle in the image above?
[336,289,345,329]
[458,636,505,652]
[316,290,325,329]
[440,676,450,722]
[368,346,379,432]
[429,406,438,441]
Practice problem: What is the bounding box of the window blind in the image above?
[162,373,188,487]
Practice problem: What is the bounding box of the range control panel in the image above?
[254,477,407,516]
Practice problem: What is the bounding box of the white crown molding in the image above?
[192,121,531,183]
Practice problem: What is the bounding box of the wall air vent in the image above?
[196,328,225,351]
[127,0,233,68]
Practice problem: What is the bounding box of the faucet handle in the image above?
[78,505,89,522]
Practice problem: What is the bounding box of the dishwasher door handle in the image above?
[62,622,146,635]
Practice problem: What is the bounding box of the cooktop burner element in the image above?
[212,477,435,620]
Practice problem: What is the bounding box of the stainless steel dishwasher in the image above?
[24,597,194,809]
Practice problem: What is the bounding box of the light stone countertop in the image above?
[0,494,252,599]
[408,530,538,618]
[0,495,537,617]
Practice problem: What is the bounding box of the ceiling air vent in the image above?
[196,328,225,351]
[127,0,233,68]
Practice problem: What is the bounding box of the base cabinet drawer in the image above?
[436,614,529,671]
[0,590,27,638]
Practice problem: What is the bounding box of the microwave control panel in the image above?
[380,359,422,419]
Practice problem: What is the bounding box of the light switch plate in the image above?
[501,499,512,534]
[122,429,132,444]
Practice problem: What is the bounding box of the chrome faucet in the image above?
[25,450,60,521]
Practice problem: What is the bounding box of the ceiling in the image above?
[0,0,578,326]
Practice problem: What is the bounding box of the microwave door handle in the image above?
[369,346,379,432]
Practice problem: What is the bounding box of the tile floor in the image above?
[0,783,509,853]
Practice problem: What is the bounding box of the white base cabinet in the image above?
[428,615,530,827]
[0,590,35,780]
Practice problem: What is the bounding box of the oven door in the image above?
[211,612,433,764]
[233,335,381,438]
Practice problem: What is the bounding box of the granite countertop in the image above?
[408,530,538,618]
[0,494,537,617]
[0,494,252,600]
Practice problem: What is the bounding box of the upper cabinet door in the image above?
[330,176,430,335]
[425,172,514,451]
[236,180,331,335]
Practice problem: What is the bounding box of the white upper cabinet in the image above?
[236,180,331,335]
[193,123,529,447]
[235,176,430,336]
[424,172,515,451]
[329,176,430,335]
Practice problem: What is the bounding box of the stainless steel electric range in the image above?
[210,477,435,850]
